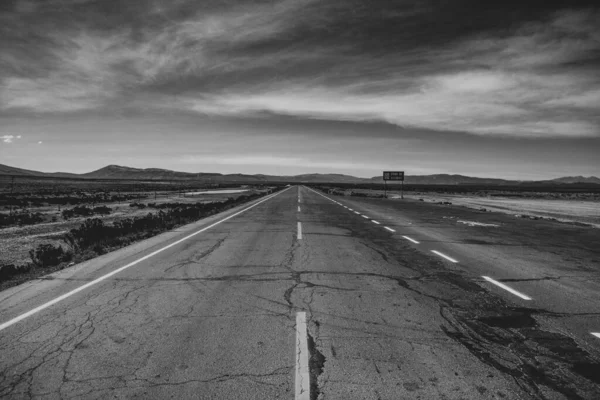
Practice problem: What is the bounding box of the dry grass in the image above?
[0,189,263,266]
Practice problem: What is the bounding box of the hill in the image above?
[547,176,600,184]
[369,174,516,185]
[81,165,223,180]
[0,163,81,179]
[0,163,598,185]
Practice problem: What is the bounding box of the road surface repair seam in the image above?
[0,187,292,333]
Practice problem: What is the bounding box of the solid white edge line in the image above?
[402,235,420,244]
[372,220,380,224]
[384,227,396,232]
[431,250,458,263]
[482,276,532,301]
[591,332,600,339]
[295,312,310,400]
[297,221,303,240]
[0,187,293,333]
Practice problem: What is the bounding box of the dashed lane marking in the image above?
[295,312,310,400]
[402,235,420,244]
[372,220,380,224]
[482,276,532,301]
[297,222,303,240]
[431,250,458,263]
[384,227,396,232]
[361,215,369,219]
[298,206,301,212]
[0,187,293,333]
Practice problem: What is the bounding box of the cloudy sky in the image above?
[1,0,599,179]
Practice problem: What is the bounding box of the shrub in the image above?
[62,205,112,219]
[29,244,72,267]
[0,211,44,227]
[0,264,21,282]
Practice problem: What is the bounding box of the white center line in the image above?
[402,235,420,244]
[431,250,458,263]
[295,312,310,400]
[298,206,301,212]
[482,276,532,301]
[372,220,380,224]
[0,187,293,333]
[384,226,396,232]
[297,221,303,240]
[591,333,600,339]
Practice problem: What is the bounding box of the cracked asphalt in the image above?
[1,186,600,399]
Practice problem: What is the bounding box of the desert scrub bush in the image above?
[0,264,32,282]
[0,211,44,227]
[29,244,72,267]
[63,191,268,254]
[62,205,112,220]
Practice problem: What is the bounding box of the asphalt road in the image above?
[1,185,600,399]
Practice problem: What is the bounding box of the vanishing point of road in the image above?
[1,186,600,399]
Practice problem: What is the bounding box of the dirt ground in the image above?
[334,188,600,228]
[402,194,600,227]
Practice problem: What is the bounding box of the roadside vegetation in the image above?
[0,186,280,291]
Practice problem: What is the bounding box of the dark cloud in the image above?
[1,0,599,137]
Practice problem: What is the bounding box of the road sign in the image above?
[383,171,404,181]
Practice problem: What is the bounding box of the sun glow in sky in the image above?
[1,0,599,179]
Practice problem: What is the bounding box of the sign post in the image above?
[382,171,405,199]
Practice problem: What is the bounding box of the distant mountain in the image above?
[1,163,598,185]
[0,163,80,179]
[547,176,600,184]
[288,173,365,183]
[82,165,223,180]
[369,174,516,185]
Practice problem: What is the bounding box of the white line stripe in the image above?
[431,250,458,263]
[295,312,310,400]
[591,333,600,339]
[354,211,360,214]
[0,187,292,333]
[348,209,354,211]
[402,235,420,244]
[384,227,396,232]
[298,206,301,212]
[297,222,303,240]
[482,276,532,301]
[372,220,380,224]
[361,215,369,219]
